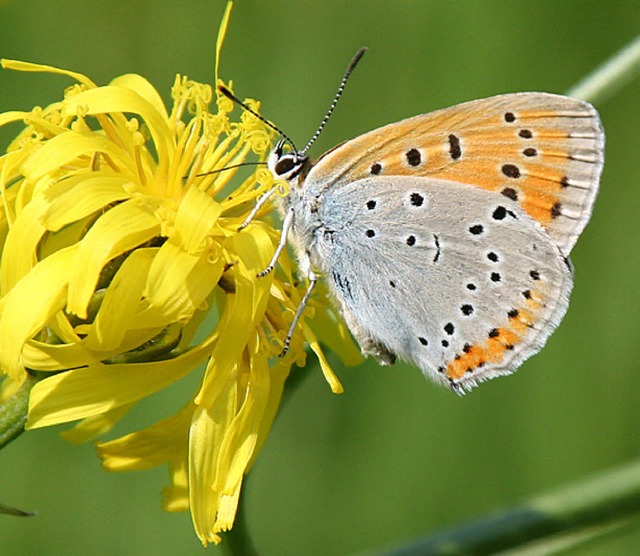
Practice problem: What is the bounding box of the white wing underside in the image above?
[305,176,573,391]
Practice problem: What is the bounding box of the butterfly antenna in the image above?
[193,161,267,178]
[217,85,298,152]
[300,47,367,156]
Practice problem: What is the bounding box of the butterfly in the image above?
[225,48,604,393]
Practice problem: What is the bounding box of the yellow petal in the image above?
[21,130,139,182]
[174,186,222,253]
[42,175,133,231]
[22,339,101,371]
[139,241,224,325]
[139,187,224,324]
[61,403,133,444]
[214,333,270,493]
[310,300,363,367]
[27,331,218,428]
[1,58,97,88]
[304,321,344,394]
[0,149,26,225]
[97,404,191,470]
[67,198,161,318]
[0,244,79,380]
[109,74,169,121]
[162,458,189,512]
[189,387,235,546]
[22,326,166,371]
[215,483,241,534]
[0,194,48,293]
[195,229,272,406]
[85,248,155,350]
[62,86,174,169]
[214,2,234,87]
[0,110,42,128]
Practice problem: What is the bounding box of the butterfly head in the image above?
[267,139,310,185]
[219,48,367,189]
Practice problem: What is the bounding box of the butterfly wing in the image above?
[313,175,572,392]
[307,93,604,256]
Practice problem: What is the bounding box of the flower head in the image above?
[0,3,359,544]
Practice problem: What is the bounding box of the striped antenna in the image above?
[217,85,299,153]
[300,47,367,155]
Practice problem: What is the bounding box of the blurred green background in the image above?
[1,1,639,555]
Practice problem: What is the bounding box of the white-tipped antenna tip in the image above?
[352,47,368,66]
[301,47,368,155]
[218,47,368,157]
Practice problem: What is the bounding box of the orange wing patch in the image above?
[444,286,546,382]
[312,93,603,255]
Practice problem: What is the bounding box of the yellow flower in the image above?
[0,2,360,545]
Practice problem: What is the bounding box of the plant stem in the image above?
[376,459,640,556]
[0,374,38,449]
[568,34,640,103]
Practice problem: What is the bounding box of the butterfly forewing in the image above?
[307,93,604,256]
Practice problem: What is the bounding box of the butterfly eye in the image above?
[275,156,296,176]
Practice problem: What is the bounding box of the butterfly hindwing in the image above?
[307,93,604,256]
[313,175,572,392]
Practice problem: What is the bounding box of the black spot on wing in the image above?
[410,192,424,207]
[502,164,521,179]
[501,187,518,201]
[405,148,422,166]
[448,134,462,160]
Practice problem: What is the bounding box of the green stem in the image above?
[377,459,640,556]
[0,374,38,449]
[568,34,640,103]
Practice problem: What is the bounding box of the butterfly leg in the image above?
[238,186,277,231]
[258,206,295,278]
[281,269,317,357]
